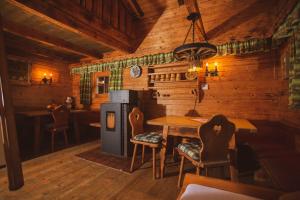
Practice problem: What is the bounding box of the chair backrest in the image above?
[128,107,144,138]
[51,105,69,129]
[198,115,235,163]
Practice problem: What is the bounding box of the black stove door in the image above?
[101,103,123,156]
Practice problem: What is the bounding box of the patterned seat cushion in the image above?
[133,132,162,144]
[178,142,201,161]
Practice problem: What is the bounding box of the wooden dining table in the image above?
[16,109,88,154]
[147,116,257,181]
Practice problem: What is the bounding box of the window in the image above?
[96,76,109,94]
[8,58,31,85]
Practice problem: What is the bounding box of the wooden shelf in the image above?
[148,71,188,75]
[149,79,197,83]
[148,86,198,90]
[148,62,188,69]
[147,63,199,91]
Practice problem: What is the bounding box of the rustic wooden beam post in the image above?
[0,14,24,191]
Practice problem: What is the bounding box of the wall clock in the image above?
[130,65,142,78]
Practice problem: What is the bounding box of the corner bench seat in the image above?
[245,121,300,192]
[178,173,283,200]
[260,154,300,192]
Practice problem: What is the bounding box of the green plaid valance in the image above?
[216,38,272,56]
[71,52,175,75]
[71,40,274,76]
[289,32,300,108]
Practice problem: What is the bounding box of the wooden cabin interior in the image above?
[0,0,300,199]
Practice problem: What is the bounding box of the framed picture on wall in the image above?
[7,58,31,86]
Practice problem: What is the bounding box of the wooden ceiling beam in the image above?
[122,0,144,18]
[5,35,80,63]
[7,0,135,53]
[6,48,72,64]
[3,19,102,59]
[184,0,208,41]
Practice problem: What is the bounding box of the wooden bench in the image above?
[245,121,300,192]
[260,154,300,192]
[178,173,283,200]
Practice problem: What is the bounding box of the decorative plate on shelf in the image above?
[185,72,198,80]
[130,65,142,78]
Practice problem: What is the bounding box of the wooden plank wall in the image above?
[12,61,72,110]
[164,52,282,120]
[73,51,284,120]
[75,0,135,38]
[70,0,300,129]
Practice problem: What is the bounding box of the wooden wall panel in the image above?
[12,61,72,110]
[72,51,289,123]
[123,66,148,91]
[71,0,299,127]
[102,0,112,25]
[71,74,84,110]
[165,53,283,120]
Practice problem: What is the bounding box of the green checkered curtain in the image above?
[109,67,123,91]
[273,1,300,108]
[289,31,300,108]
[80,71,92,105]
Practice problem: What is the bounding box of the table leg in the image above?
[34,116,41,154]
[230,165,239,182]
[73,114,80,144]
[160,125,169,178]
[229,134,239,182]
[172,137,179,162]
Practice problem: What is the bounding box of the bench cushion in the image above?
[178,143,201,161]
[133,132,162,144]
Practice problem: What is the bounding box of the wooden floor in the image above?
[0,141,180,200]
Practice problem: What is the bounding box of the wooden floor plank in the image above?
[0,141,180,200]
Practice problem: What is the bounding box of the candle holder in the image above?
[41,73,53,85]
[205,62,219,77]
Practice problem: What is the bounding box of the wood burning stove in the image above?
[100,90,138,157]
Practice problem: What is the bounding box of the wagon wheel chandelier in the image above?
[173,12,217,72]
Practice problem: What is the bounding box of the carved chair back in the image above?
[129,107,144,138]
[51,105,69,130]
[198,115,235,163]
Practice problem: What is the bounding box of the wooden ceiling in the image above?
[196,0,297,44]
[137,0,298,44]
[0,0,145,63]
[0,0,297,64]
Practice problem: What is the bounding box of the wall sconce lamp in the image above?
[205,62,219,77]
[42,73,53,85]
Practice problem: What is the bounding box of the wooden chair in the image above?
[177,114,235,187]
[129,107,162,179]
[48,105,69,152]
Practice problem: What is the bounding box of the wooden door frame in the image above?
[0,14,24,190]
